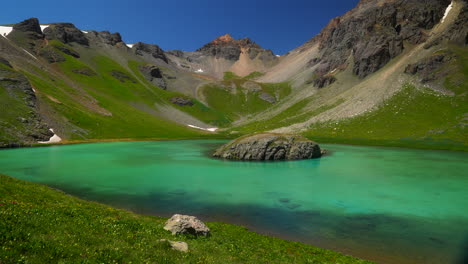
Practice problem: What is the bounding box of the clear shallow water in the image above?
[0,140,467,264]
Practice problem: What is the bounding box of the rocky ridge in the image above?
[0,59,53,147]
[305,0,452,81]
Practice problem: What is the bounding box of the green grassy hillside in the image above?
[226,47,468,151]
[200,77,291,121]
[0,174,371,264]
[303,47,468,151]
[1,39,232,143]
[304,84,467,151]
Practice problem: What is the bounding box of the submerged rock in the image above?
[213,133,322,161]
[164,214,210,237]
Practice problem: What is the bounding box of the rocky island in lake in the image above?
[213,133,323,161]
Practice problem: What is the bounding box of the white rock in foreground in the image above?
[164,214,210,237]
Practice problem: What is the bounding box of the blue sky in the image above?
[2,0,359,54]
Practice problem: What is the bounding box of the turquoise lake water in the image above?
[0,140,467,264]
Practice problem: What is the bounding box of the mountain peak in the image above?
[212,33,235,44]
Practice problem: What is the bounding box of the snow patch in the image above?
[441,1,454,23]
[195,68,204,73]
[0,26,13,38]
[38,129,62,144]
[21,48,38,60]
[81,30,89,34]
[187,124,218,132]
[126,43,134,48]
[40,25,49,31]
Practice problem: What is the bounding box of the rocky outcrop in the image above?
[0,57,13,68]
[213,133,322,161]
[433,2,468,46]
[54,45,80,58]
[197,34,244,60]
[44,23,89,46]
[307,0,451,79]
[86,31,123,46]
[259,92,276,104]
[71,67,96,76]
[38,47,66,63]
[39,42,80,63]
[132,42,168,63]
[170,97,194,106]
[404,54,452,83]
[164,214,210,237]
[138,65,167,89]
[9,18,44,42]
[313,75,336,88]
[0,66,53,147]
[110,70,136,83]
[12,18,42,36]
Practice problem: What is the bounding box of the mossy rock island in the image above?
[213,133,322,161]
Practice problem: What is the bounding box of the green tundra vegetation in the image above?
[0,175,372,264]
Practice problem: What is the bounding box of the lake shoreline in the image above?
[1,135,467,153]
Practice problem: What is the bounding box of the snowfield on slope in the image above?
[0,26,13,37]
[38,129,62,144]
[441,1,454,23]
[187,124,218,132]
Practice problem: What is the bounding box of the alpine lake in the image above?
[0,140,467,264]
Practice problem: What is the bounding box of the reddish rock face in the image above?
[211,33,235,45]
[196,34,271,61]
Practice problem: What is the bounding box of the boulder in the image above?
[213,133,322,161]
[164,214,210,237]
[159,239,189,252]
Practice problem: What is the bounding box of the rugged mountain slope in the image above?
[0,18,233,146]
[234,0,467,150]
[0,0,466,150]
[166,34,278,79]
